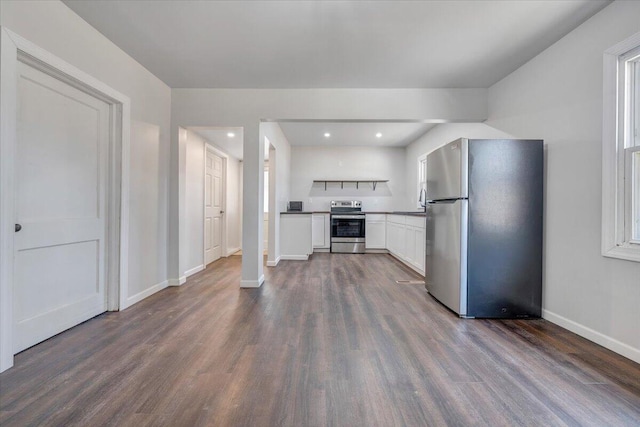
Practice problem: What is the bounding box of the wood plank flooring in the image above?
[1,253,639,426]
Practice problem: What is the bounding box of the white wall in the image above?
[290,146,407,212]
[405,123,512,209]
[0,2,172,299]
[487,0,640,362]
[171,88,487,287]
[128,122,167,298]
[184,130,205,275]
[226,157,242,254]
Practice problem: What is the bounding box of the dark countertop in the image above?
[365,211,426,216]
[281,211,426,216]
[390,211,427,217]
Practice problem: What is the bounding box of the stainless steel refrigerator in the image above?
[424,138,543,318]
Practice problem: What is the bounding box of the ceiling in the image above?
[65,1,610,156]
[278,121,436,149]
[189,127,244,160]
[63,0,610,89]
[189,122,432,160]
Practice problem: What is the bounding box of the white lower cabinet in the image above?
[312,214,330,249]
[280,214,313,260]
[365,214,386,249]
[386,215,406,258]
[413,226,425,272]
[278,212,425,273]
[385,214,425,275]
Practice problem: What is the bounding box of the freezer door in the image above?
[466,139,543,317]
[426,138,468,200]
[425,199,468,316]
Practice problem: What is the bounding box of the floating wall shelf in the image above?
[313,180,389,191]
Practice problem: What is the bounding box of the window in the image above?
[630,54,640,241]
[417,154,427,208]
[602,32,640,262]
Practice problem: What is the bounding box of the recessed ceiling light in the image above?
[227,132,235,137]
[324,132,331,138]
[375,132,382,138]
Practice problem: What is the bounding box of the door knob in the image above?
[15,224,22,232]
[220,210,225,214]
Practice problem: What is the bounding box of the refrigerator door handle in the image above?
[427,197,467,204]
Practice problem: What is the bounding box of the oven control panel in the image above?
[330,200,362,209]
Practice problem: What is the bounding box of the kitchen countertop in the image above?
[280,210,426,216]
[280,211,313,214]
[390,211,427,217]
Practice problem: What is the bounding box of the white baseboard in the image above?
[542,309,640,364]
[226,247,241,256]
[184,264,204,278]
[280,255,309,261]
[168,276,186,287]
[122,280,168,310]
[241,274,265,288]
[388,252,424,276]
[266,256,281,267]
[313,248,330,253]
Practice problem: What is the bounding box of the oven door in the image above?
[331,214,366,238]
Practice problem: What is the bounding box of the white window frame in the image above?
[417,153,427,208]
[602,32,640,262]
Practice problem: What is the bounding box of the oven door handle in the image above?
[331,214,365,220]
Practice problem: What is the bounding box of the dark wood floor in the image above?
[1,253,639,426]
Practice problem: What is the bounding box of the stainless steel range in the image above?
[330,200,365,253]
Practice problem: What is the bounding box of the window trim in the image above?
[417,153,427,209]
[602,31,640,262]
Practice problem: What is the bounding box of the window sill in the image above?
[602,243,640,263]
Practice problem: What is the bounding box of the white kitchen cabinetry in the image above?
[312,213,330,250]
[365,214,386,249]
[405,216,426,273]
[386,215,406,258]
[386,214,425,275]
[280,214,313,260]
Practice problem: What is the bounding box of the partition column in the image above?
[241,123,265,287]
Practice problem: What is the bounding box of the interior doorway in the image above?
[263,138,270,255]
[182,126,242,279]
[204,146,225,265]
[265,138,277,265]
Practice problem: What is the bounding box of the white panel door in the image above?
[205,150,223,265]
[14,61,109,352]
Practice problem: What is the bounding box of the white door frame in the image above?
[0,28,131,372]
[203,143,228,264]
